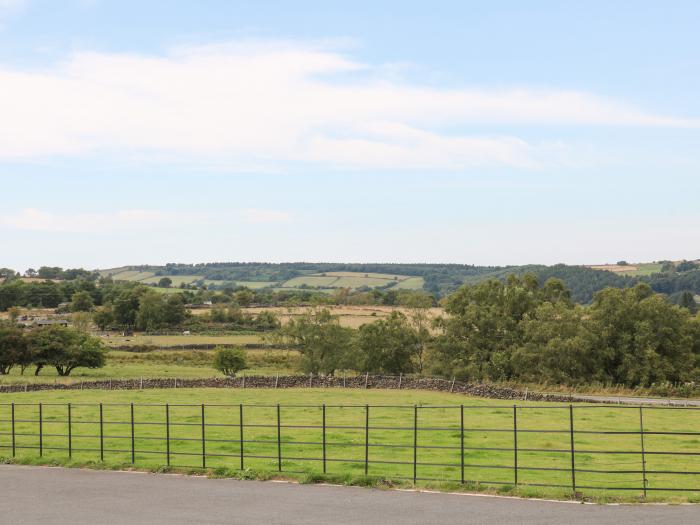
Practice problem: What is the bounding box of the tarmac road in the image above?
[1,465,698,524]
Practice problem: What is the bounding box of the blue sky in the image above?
[1,0,698,271]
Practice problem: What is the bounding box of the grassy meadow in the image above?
[1,388,699,502]
[0,348,301,384]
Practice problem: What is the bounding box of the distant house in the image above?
[34,319,69,327]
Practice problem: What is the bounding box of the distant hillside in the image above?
[99,259,700,304]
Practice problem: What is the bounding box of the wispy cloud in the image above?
[0,207,296,232]
[0,208,168,233]
[0,39,696,169]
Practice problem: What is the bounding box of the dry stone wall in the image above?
[0,374,582,403]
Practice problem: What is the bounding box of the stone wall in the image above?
[0,374,582,403]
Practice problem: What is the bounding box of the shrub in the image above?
[213,346,247,377]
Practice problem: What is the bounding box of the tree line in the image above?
[274,275,700,388]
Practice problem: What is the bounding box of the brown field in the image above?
[244,305,443,328]
[589,264,639,273]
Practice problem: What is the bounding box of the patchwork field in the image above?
[98,268,426,292]
[1,388,699,501]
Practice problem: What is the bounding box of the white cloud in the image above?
[0,208,169,233]
[0,40,696,169]
[0,207,295,232]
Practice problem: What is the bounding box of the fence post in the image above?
[513,405,518,486]
[277,404,282,472]
[639,406,648,498]
[309,372,313,388]
[165,404,170,467]
[413,405,418,484]
[398,373,402,389]
[450,377,455,393]
[39,403,43,457]
[130,403,135,464]
[364,404,369,475]
[569,405,576,495]
[201,404,206,469]
[239,404,244,470]
[343,372,346,388]
[99,403,104,461]
[322,404,327,474]
[460,405,464,484]
[242,372,245,389]
[275,373,279,389]
[11,402,15,457]
[364,372,369,389]
[68,403,72,459]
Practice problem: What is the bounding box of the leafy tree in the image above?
[113,288,143,328]
[28,325,106,376]
[7,306,21,322]
[71,312,93,332]
[356,311,420,374]
[432,275,542,380]
[274,308,354,375]
[158,277,173,288]
[0,323,30,374]
[70,291,94,312]
[136,290,166,331]
[511,302,590,384]
[234,289,254,307]
[162,294,186,326]
[678,291,698,314]
[584,284,697,386]
[213,347,248,377]
[676,261,699,273]
[93,305,115,331]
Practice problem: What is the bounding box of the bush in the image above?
[213,346,247,377]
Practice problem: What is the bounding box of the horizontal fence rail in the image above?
[1,402,700,497]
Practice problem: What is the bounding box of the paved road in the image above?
[1,465,698,524]
[558,394,700,406]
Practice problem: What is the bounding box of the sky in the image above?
[0,0,699,271]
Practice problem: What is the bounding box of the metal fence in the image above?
[1,402,699,497]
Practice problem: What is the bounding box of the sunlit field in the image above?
[2,388,699,502]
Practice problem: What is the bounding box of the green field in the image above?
[202,280,277,289]
[140,275,203,286]
[615,263,664,277]
[0,348,299,384]
[279,272,423,291]
[282,276,341,287]
[1,388,698,502]
[391,277,425,290]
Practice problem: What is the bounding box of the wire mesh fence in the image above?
[1,402,700,497]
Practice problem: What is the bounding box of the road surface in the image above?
[553,393,700,406]
[1,465,698,524]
